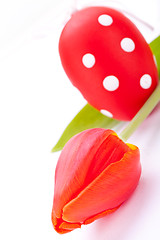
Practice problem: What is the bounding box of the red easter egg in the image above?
[59,7,158,121]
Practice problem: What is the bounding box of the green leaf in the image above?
[149,35,160,77]
[52,104,120,152]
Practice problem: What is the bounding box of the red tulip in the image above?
[52,128,141,234]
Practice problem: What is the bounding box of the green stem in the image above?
[120,83,160,142]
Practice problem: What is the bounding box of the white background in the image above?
[0,0,160,239]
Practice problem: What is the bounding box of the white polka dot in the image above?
[120,38,135,52]
[100,109,113,118]
[82,53,95,68]
[140,74,152,89]
[98,14,113,26]
[103,75,119,91]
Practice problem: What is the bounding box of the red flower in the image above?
[52,128,141,234]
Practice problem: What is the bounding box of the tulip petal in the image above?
[62,144,141,223]
[84,134,130,185]
[52,209,81,234]
[53,128,114,218]
[84,205,120,225]
[59,222,81,231]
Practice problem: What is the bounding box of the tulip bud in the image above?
[52,128,141,234]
